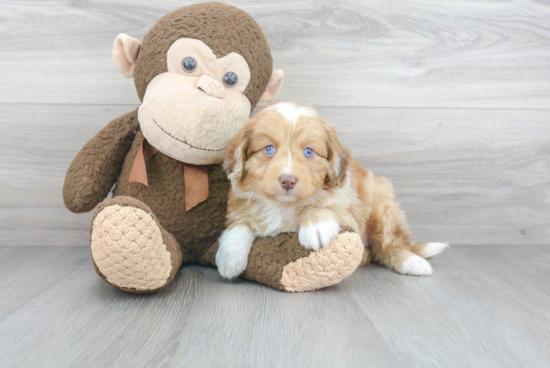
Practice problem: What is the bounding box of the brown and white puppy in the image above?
[216,102,447,279]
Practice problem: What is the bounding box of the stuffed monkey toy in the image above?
[63,2,368,293]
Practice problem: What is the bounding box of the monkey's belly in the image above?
[113,131,230,261]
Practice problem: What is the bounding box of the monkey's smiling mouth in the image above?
[152,119,225,152]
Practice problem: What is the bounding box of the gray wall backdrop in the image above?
[1,0,549,247]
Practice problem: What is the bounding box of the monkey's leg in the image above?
[90,196,183,294]
[202,230,367,292]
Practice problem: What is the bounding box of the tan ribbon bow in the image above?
[128,139,209,211]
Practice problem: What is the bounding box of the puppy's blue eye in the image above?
[264,145,276,156]
[304,148,315,158]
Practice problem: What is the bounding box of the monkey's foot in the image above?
[280,232,364,292]
[90,197,182,293]
[204,230,364,292]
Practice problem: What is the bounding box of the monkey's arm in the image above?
[63,109,140,213]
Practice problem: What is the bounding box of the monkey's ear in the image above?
[112,33,142,78]
[256,70,284,107]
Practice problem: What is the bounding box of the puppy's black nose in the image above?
[279,175,297,190]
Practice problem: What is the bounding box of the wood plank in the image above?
[0,246,89,321]
[346,245,550,368]
[0,248,400,368]
[0,0,549,107]
[0,245,548,367]
[0,251,206,368]
[1,104,549,246]
[318,106,550,246]
[161,267,401,368]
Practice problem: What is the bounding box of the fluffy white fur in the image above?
[397,254,433,276]
[282,151,293,174]
[415,242,449,259]
[298,219,341,251]
[267,101,316,124]
[216,225,255,279]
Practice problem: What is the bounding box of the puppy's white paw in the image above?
[298,219,340,251]
[216,226,255,279]
[396,254,433,276]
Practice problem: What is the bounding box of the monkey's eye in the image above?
[264,145,276,156]
[182,57,197,73]
[304,148,315,158]
[223,72,238,87]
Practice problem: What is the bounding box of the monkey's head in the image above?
[112,2,284,165]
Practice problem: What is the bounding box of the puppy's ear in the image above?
[325,124,352,187]
[224,122,252,183]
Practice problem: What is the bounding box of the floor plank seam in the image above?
[343,280,406,365]
[0,256,91,323]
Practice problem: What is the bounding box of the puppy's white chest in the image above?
[250,202,299,237]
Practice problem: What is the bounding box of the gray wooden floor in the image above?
[0,245,548,368]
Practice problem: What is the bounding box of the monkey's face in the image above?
[137,39,252,165]
[112,4,284,165]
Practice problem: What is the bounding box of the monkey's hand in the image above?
[63,109,140,213]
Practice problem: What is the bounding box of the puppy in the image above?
[216,102,447,279]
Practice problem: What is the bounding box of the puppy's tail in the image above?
[411,242,449,259]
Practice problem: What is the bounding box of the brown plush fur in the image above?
[63,109,140,213]
[202,234,311,291]
[114,125,230,262]
[134,2,273,107]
